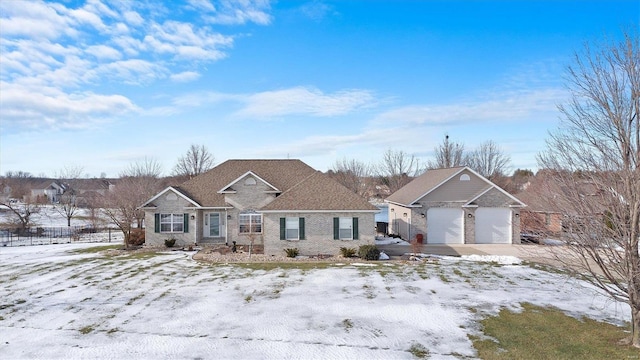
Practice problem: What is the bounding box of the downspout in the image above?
[408,212,412,242]
[225,209,229,246]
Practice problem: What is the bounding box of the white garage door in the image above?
[475,208,512,244]
[427,208,464,244]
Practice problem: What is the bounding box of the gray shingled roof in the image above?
[262,171,378,211]
[385,167,465,206]
[173,159,376,211]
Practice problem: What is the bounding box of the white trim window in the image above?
[239,213,262,234]
[160,213,184,233]
[286,217,299,240]
[339,217,353,240]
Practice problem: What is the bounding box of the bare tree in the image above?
[427,134,468,169]
[122,157,163,178]
[467,140,512,180]
[329,158,372,198]
[538,30,640,347]
[378,149,420,193]
[2,171,34,201]
[121,158,163,230]
[173,144,215,179]
[0,199,40,235]
[54,166,84,227]
[100,159,163,248]
[99,177,149,248]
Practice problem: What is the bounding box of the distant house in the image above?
[68,179,115,206]
[140,159,379,256]
[30,180,65,203]
[515,171,612,237]
[385,166,526,244]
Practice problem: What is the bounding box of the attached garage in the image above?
[427,208,464,244]
[475,208,512,244]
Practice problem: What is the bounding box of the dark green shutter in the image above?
[280,218,286,240]
[183,213,189,233]
[299,218,305,240]
[333,217,339,240]
[154,214,160,233]
[352,217,359,240]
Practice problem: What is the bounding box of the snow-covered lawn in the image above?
[0,204,106,228]
[0,244,630,359]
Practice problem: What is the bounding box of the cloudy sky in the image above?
[1,0,637,178]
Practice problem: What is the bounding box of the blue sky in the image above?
[1,0,638,178]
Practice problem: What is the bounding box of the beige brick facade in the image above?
[142,161,378,255]
[263,212,375,256]
[144,191,197,247]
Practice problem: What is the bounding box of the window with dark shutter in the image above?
[352,217,359,240]
[280,218,286,240]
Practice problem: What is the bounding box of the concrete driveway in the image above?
[378,243,615,280]
[378,243,557,264]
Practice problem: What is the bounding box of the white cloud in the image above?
[170,71,201,82]
[85,45,122,61]
[374,88,566,126]
[69,8,108,32]
[0,1,74,40]
[299,1,335,21]
[93,59,168,85]
[144,21,233,60]
[235,87,376,118]
[165,86,377,119]
[187,0,216,12]
[123,11,144,26]
[0,82,139,131]
[1,0,266,133]
[202,0,272,25]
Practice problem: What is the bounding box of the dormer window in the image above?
[460,174,471,181]
[244,177,257,186]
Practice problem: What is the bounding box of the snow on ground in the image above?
[0,244,630,360]
[459,254,522,265]
[375,236,411,246]
[0,204,108,228]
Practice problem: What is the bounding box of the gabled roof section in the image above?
[140,186,200,208]
[385,167,465,206]
[218,171,280,194]
[177,159,318,207]
[261,171,379,211]
[386,166,525,207]
[464,184,526,207]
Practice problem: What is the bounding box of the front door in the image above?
[204,212,221,238]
